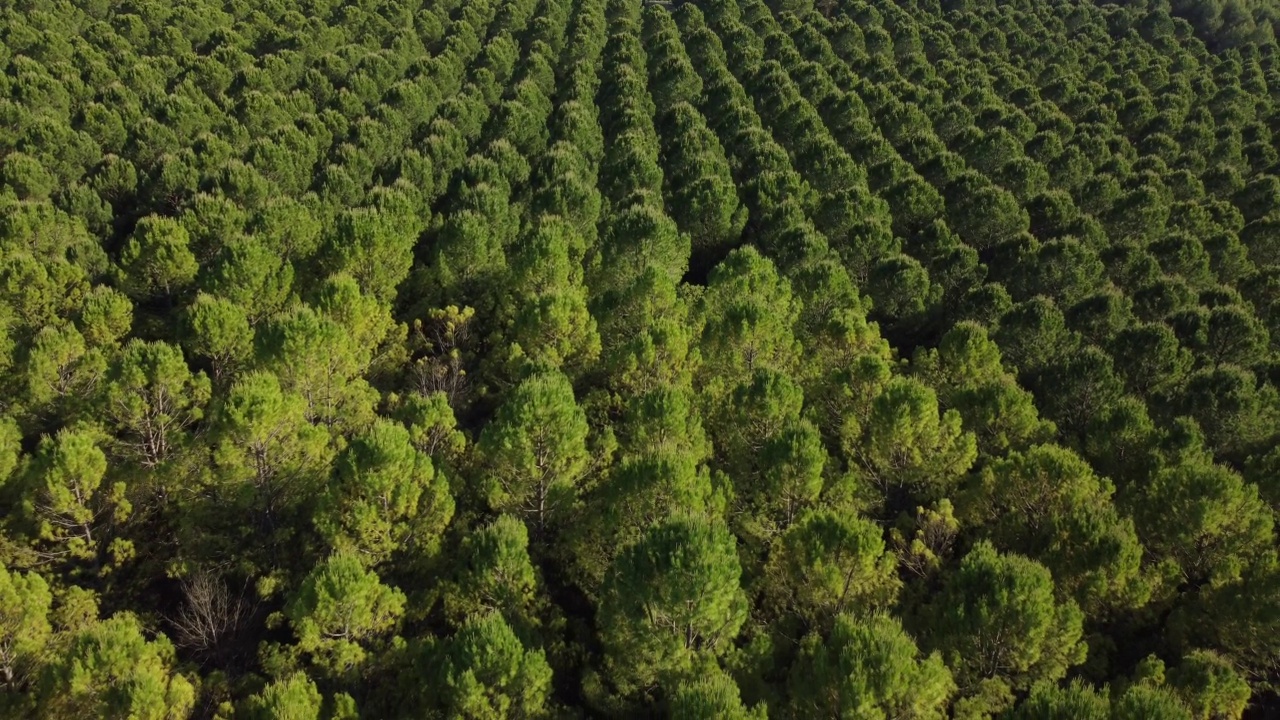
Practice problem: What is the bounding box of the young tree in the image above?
[315,418,453,566]
[1174,365,1278,459]
[756,418,827,529]
[867,253,939,329]
[426,208,508,309]
[669,667,765,719]
[922,541,1086,696]
[311,274,404,378]
[790,613,954,719]
[286,553,406,676]
[101,339,210,468]
[1029,345,1125,440]
[761,509,900,627]
[22,427,132,573]
[432,612,553,719]
[848,376,977,502]
[598,514,748,696]
[995,296,1080,377]
[963,444,1150,612]
[1111,685,1194,720]
[1110,322,1195,397]
[914,322,1055,455]
[183,293,253,383]
[476,370,590,538]
[0,561,52,692]
[243,672,323,720]
[34,614,195,720]
[708,368,805,515]
[117,215,199,300]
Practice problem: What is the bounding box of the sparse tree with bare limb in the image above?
[170,570,250,665]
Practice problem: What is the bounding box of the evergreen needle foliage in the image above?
[0,0,1277,715]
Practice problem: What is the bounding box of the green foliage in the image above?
[923,541,1086,693]
[244,672,323,720]
[202,237,295,326]
[433,612,553,719]
[598,514,747,696]
[962,444,1150,611]
[316,418,453,566]
[572,385,719,589]
[1,0,1278,714]
[257,306,379,432]
[202,371,333,570]
[0,561,52,692]
[790,613,954,719]
[184,293,253,382]
[117,216,199,299]
[1007,681,1110,720]
[477,370,589,538]
[695,246,801,394]
[1131,457,1273,586]
[445,515,540,632]
[101,339,210,468]
[762,509,900,626]
[322,205,420,304]
[847,376,977,501]
[658,102,747,264]
[286,553,405,675]
[495,217,600,376]
[669,667,765,719]
[1166,650,1251,719]
[914,322,1055,455]
[1112,684,1194,720]
[34,613,195,720]
[22,426,132,572]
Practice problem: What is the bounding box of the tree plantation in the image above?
[0,0,1279,716]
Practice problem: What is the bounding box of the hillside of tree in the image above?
[0,0,1278,716]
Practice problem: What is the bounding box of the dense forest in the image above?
[0,0,1278,716]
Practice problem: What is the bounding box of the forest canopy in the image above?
[0,0,1278,717]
